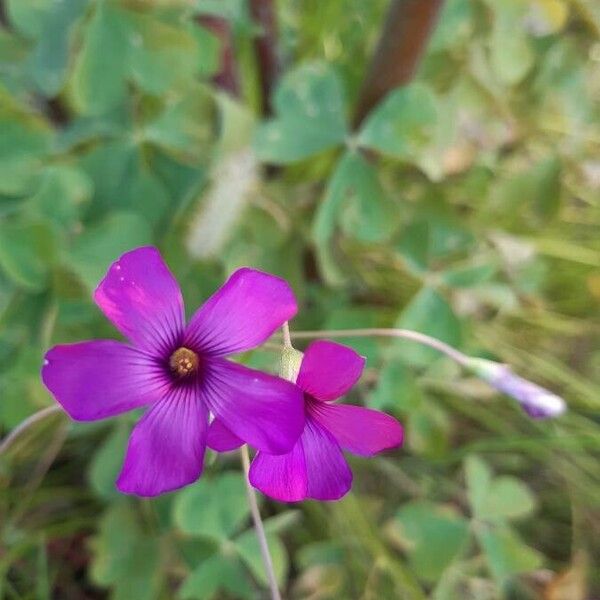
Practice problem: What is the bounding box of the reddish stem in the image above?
[353,0,445,128]
[249,0,281,116]
[197,15,241,98]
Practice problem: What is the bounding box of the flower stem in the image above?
[284,328,470,367]
[0,405,63,456]
[281,321,293,349]
[240,445,282,600]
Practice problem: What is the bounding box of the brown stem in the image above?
[249,0,281,116]
[352,0,445,129]
[0,0,8,27]
[197,15,241,98]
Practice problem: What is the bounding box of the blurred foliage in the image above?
[1,0,599,598]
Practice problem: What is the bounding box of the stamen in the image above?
[169,347,200,378]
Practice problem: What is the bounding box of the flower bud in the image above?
[279,347,304,383]
[467,358,566,419]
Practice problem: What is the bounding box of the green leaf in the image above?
[396,214,475,277]
[6,0,48,38]
[144,92,213,157]
[393,287,462,367]
[440,262,497,288]
[478,477,536,521]
[477,525,542,579]
[369,360,423,413]
[253,62,347,163]
[0,112,51,196]
[358,84,438,165]
[27,0,88,96]
[88,424,129,499]
[466,457,536,522]
[312,151,397,284]
[323,307,381,365]
[66,211,152,290]
[27,165,92,228]
[488,0,534,85]
[127,12,202,96]
[394,501,470,582]
[179,555,252,600]
[173,472,250,541]
[490,156,563,222]
[90,503,162,600]
[235,526,288,587]
[70,3,129,114]
[0,220,57,290]
[465,455,493,518]
[407,402,450,459]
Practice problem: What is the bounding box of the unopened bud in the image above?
[467,358,566,419]
[279,347,304,383]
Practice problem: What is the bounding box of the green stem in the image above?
[240,445,282,600]
[0,405,62,456]
[281,327,470,367]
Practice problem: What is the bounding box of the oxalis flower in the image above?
[41,247,304,496]
[208,340,404,501]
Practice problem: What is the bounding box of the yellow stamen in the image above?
[169,347,199,378]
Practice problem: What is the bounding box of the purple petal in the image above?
[207,418,244,452]
[310,402,403,456]
[201,358,304,455]
[303,418,352,501]
[184,268,297,356]
[117,384,208,497]
[296,340,365,401]
[249,442,308,502]
[94,247,185,355]
[42,341,169,421]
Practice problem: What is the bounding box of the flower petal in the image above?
[249,442,308,502]
[184,268,297,356]
[296,340,365,401]
[116,384,208,497]
[207,418,244,452]
[42,341,169,421]
[94,247,185,355]
[201,358,304,455]
[303,418,352,501]
[310,403,403,456]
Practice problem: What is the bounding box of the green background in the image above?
[1,0,599,598]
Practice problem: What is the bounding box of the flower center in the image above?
[169,347,199,378]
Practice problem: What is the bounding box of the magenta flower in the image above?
[208,340,404,501]
[41,247,304,497]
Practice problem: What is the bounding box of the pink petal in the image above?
[42,341,169,421]
[201,358,304,455]
[303,418,352,501]
[183,268,297,356]
[207,418,244,452]
[310,402,403,456]
[296,340,365,401]
[94,247,185,355]
[117,384,208,497]
[249,442,308,502]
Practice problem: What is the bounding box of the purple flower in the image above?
[208,340,404,502]
[467,358,566,419]
[42,247,304,497]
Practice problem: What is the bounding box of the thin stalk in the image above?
[240,445,281,600]
[0,405,63,456]
[282,328,470,367]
